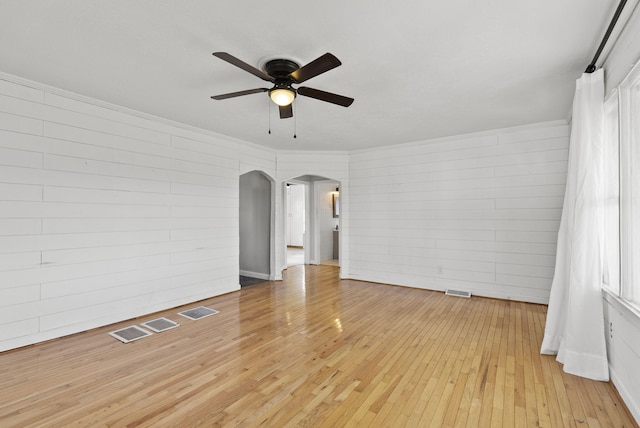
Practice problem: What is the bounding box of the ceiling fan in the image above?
[210,52,354,119]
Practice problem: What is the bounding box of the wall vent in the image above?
[109,325,152,343]
[141,317,179,333]
[178,306,219,320]
[445,289,472,298]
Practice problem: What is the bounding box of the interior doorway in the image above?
[286,183,305,267]
[239,171,273,286]
[282,176,340,274]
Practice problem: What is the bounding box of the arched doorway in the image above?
[281,175,341,274]
[239,170,274,286]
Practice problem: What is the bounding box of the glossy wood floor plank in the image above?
[0,265,636,427]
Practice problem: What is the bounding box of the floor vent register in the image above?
[178,306,220,320]
[109,325,153,343]
[445,289,472,298]
[141,317,180,333]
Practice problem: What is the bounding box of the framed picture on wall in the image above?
[333,193,340,218]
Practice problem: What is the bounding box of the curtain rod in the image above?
[585,0,628,73]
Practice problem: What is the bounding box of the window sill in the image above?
[603,288,640,330]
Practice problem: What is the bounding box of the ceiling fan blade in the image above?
[297,87,354,107]
[289,53,342,83]
[210,88,268,100]
[279,104,293,119]
[212,52,274,82]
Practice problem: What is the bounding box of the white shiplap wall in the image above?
[348,121,569,304]
[0,75,273,352]
[239,141,276,179]
[603,293,640,422]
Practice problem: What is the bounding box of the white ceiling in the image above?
[0,1,617,151]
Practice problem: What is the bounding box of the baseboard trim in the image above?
[239,270,270,280]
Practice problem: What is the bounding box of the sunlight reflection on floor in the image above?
[287,247,304,267]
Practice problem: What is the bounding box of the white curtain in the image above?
[540,68,609,381]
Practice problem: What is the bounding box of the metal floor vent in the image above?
[178,306,219,320]
[445,289,472,298]
[109,325,152,343]
[141,317,179,333]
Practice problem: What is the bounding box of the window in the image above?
[616,61,640,309]
[603,93,620,294]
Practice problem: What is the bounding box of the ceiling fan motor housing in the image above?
[265,59,299,105]
[264,59,300,80]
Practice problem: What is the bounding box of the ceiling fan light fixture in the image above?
[269,87,296,106]
[211,52,353,117]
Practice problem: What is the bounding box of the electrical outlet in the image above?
[437,264,443,274]
[609,321,613,339]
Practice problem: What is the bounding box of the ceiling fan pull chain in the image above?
[293,105,297,139]
[268,98,272,134]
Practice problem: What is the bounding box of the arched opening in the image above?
[239,170,274,286]
[281,175,341,274]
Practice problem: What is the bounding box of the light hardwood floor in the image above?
[0,265,636,427]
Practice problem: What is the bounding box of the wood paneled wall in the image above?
[348,122,569,304]
[0,75,275,352]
